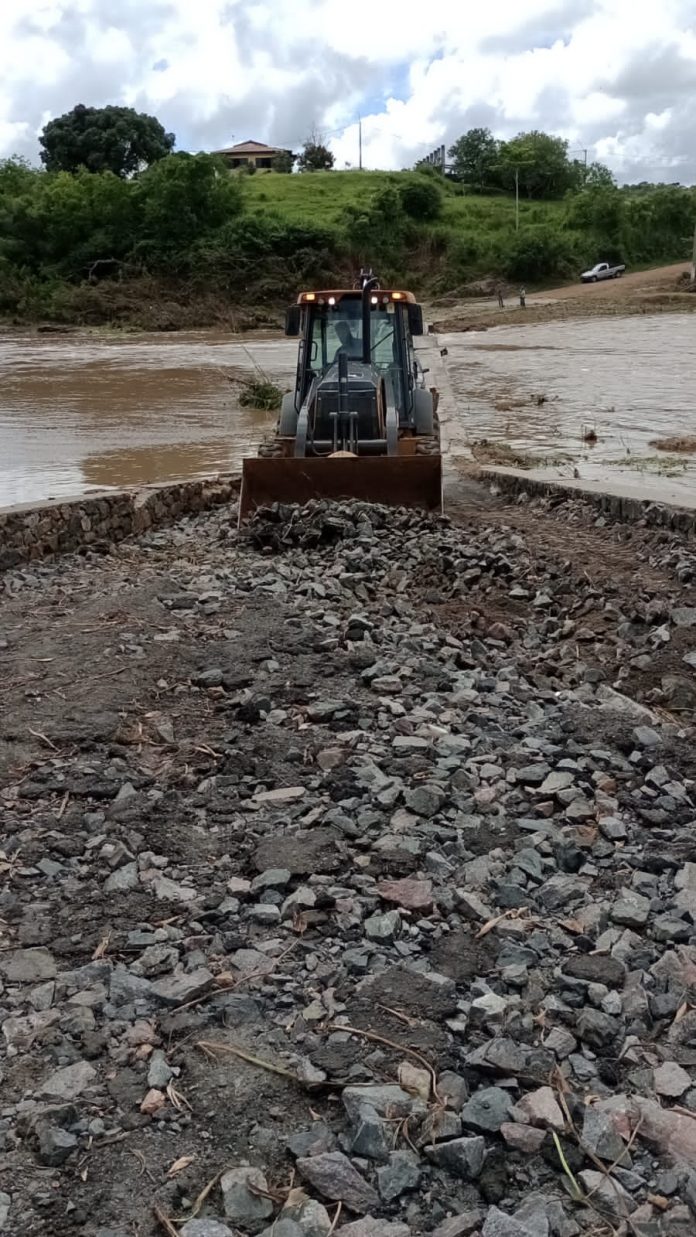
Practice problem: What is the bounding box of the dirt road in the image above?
[528,262,689,302]
[431,261,694,332]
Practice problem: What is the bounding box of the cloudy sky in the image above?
[1,0,695,183]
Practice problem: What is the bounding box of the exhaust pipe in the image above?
[361,273,379,364]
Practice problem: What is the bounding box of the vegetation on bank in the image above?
[1,141,694,328]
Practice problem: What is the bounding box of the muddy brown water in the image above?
[0,330,296,507]
[440,313,696,507]
[1,314,695,510]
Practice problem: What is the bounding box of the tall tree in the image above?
[297,132,334,172]
[498,131,576,199]
[448,128,500,190]
[584,161,617,189]
[40,104,175,178]
[271,151,295,173]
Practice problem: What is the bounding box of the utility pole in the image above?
[358,116,363,171]
[691,216,696,285]
[515,168,519,233]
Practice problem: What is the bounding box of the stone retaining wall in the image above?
[0,475,240,571]
[485,469,696,535]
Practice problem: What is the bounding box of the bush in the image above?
[500,227,578,282]
[398,177,443,221]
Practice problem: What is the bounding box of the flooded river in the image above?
[0,330,296,507]
[0,315,694,509]
[440,313,696,507]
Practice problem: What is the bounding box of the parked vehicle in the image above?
[580,262,626,283]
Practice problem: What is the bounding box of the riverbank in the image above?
[1,263,691,336]
[431,262,694,331]
[1,486,696,1237]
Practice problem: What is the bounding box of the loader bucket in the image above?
[238,455,443,525]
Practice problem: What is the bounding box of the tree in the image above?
[566,184,624,241]
[297,133,334,172]
[271,151,295,173]
[40,104,175,178]
[135,153,243,262]
[448,128,500,191]
[498,131,576,199]
[584,161,617,189]
[0,168,135,275]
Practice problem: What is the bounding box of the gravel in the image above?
[2,493,696,1236]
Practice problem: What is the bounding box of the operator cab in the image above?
[285,282,426,426]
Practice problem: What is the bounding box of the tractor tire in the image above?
[278,393,298,437]
[257,438,286,459]
[415,408,441,456]
[413,388,434,436]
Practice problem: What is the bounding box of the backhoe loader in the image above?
[238,270,442,520]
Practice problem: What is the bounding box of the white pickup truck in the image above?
[580,261,626,283]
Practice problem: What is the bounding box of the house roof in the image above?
[214,139,289,156]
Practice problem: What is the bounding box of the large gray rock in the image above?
[364,911,401,943]
[181,1222,235,1237]
[296,1152,379,1213]
[377,1151,420,1202]
[515,1198,579,1237]
[109,965,155,1008]
[610,889,650,929]
[461,1087,512,1133]
[337,1220,410,1237]
[654,1061,692,1098]
[281,1196,332,1237]
[345,1103,390,1162]
[38,1126,78,1166]
[104,862,139,893]
[403,784,446,817]
[0,948,57,983]
[431,1215,482,1237]
[671,607,696,628]
[221,1167,274,1232]
[481,1209,538,1237]
[39,1060,97,1100]
[581,1107,627,1162]
[150,968,214,1006]
[424,1136,486,1180]
[343,1085,423,1120]
[258,1222,303,1237]
[577,1009,621,1049]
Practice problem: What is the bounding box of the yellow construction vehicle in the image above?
[238,270,442,521]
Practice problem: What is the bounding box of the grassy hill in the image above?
[246,169,563,233]
[245,170,567,283]
[1,156,692,328]
[242,168,690,295]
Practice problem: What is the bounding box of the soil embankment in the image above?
[431,262,695,332]
[1,485,696,1236]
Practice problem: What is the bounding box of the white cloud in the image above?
[0,0,695,182]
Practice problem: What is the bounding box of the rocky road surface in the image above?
[2,483,696,1237]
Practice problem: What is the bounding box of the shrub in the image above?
[398,177,443,221]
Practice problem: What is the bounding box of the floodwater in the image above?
[1,314,695,510]
[440,313,696,507]
[0,330,296,508]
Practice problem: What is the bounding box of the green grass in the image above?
[246,170,390,225]
[245,170,566,238]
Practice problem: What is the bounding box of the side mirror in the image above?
[285,305,301,337]
[407,303,425,336]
